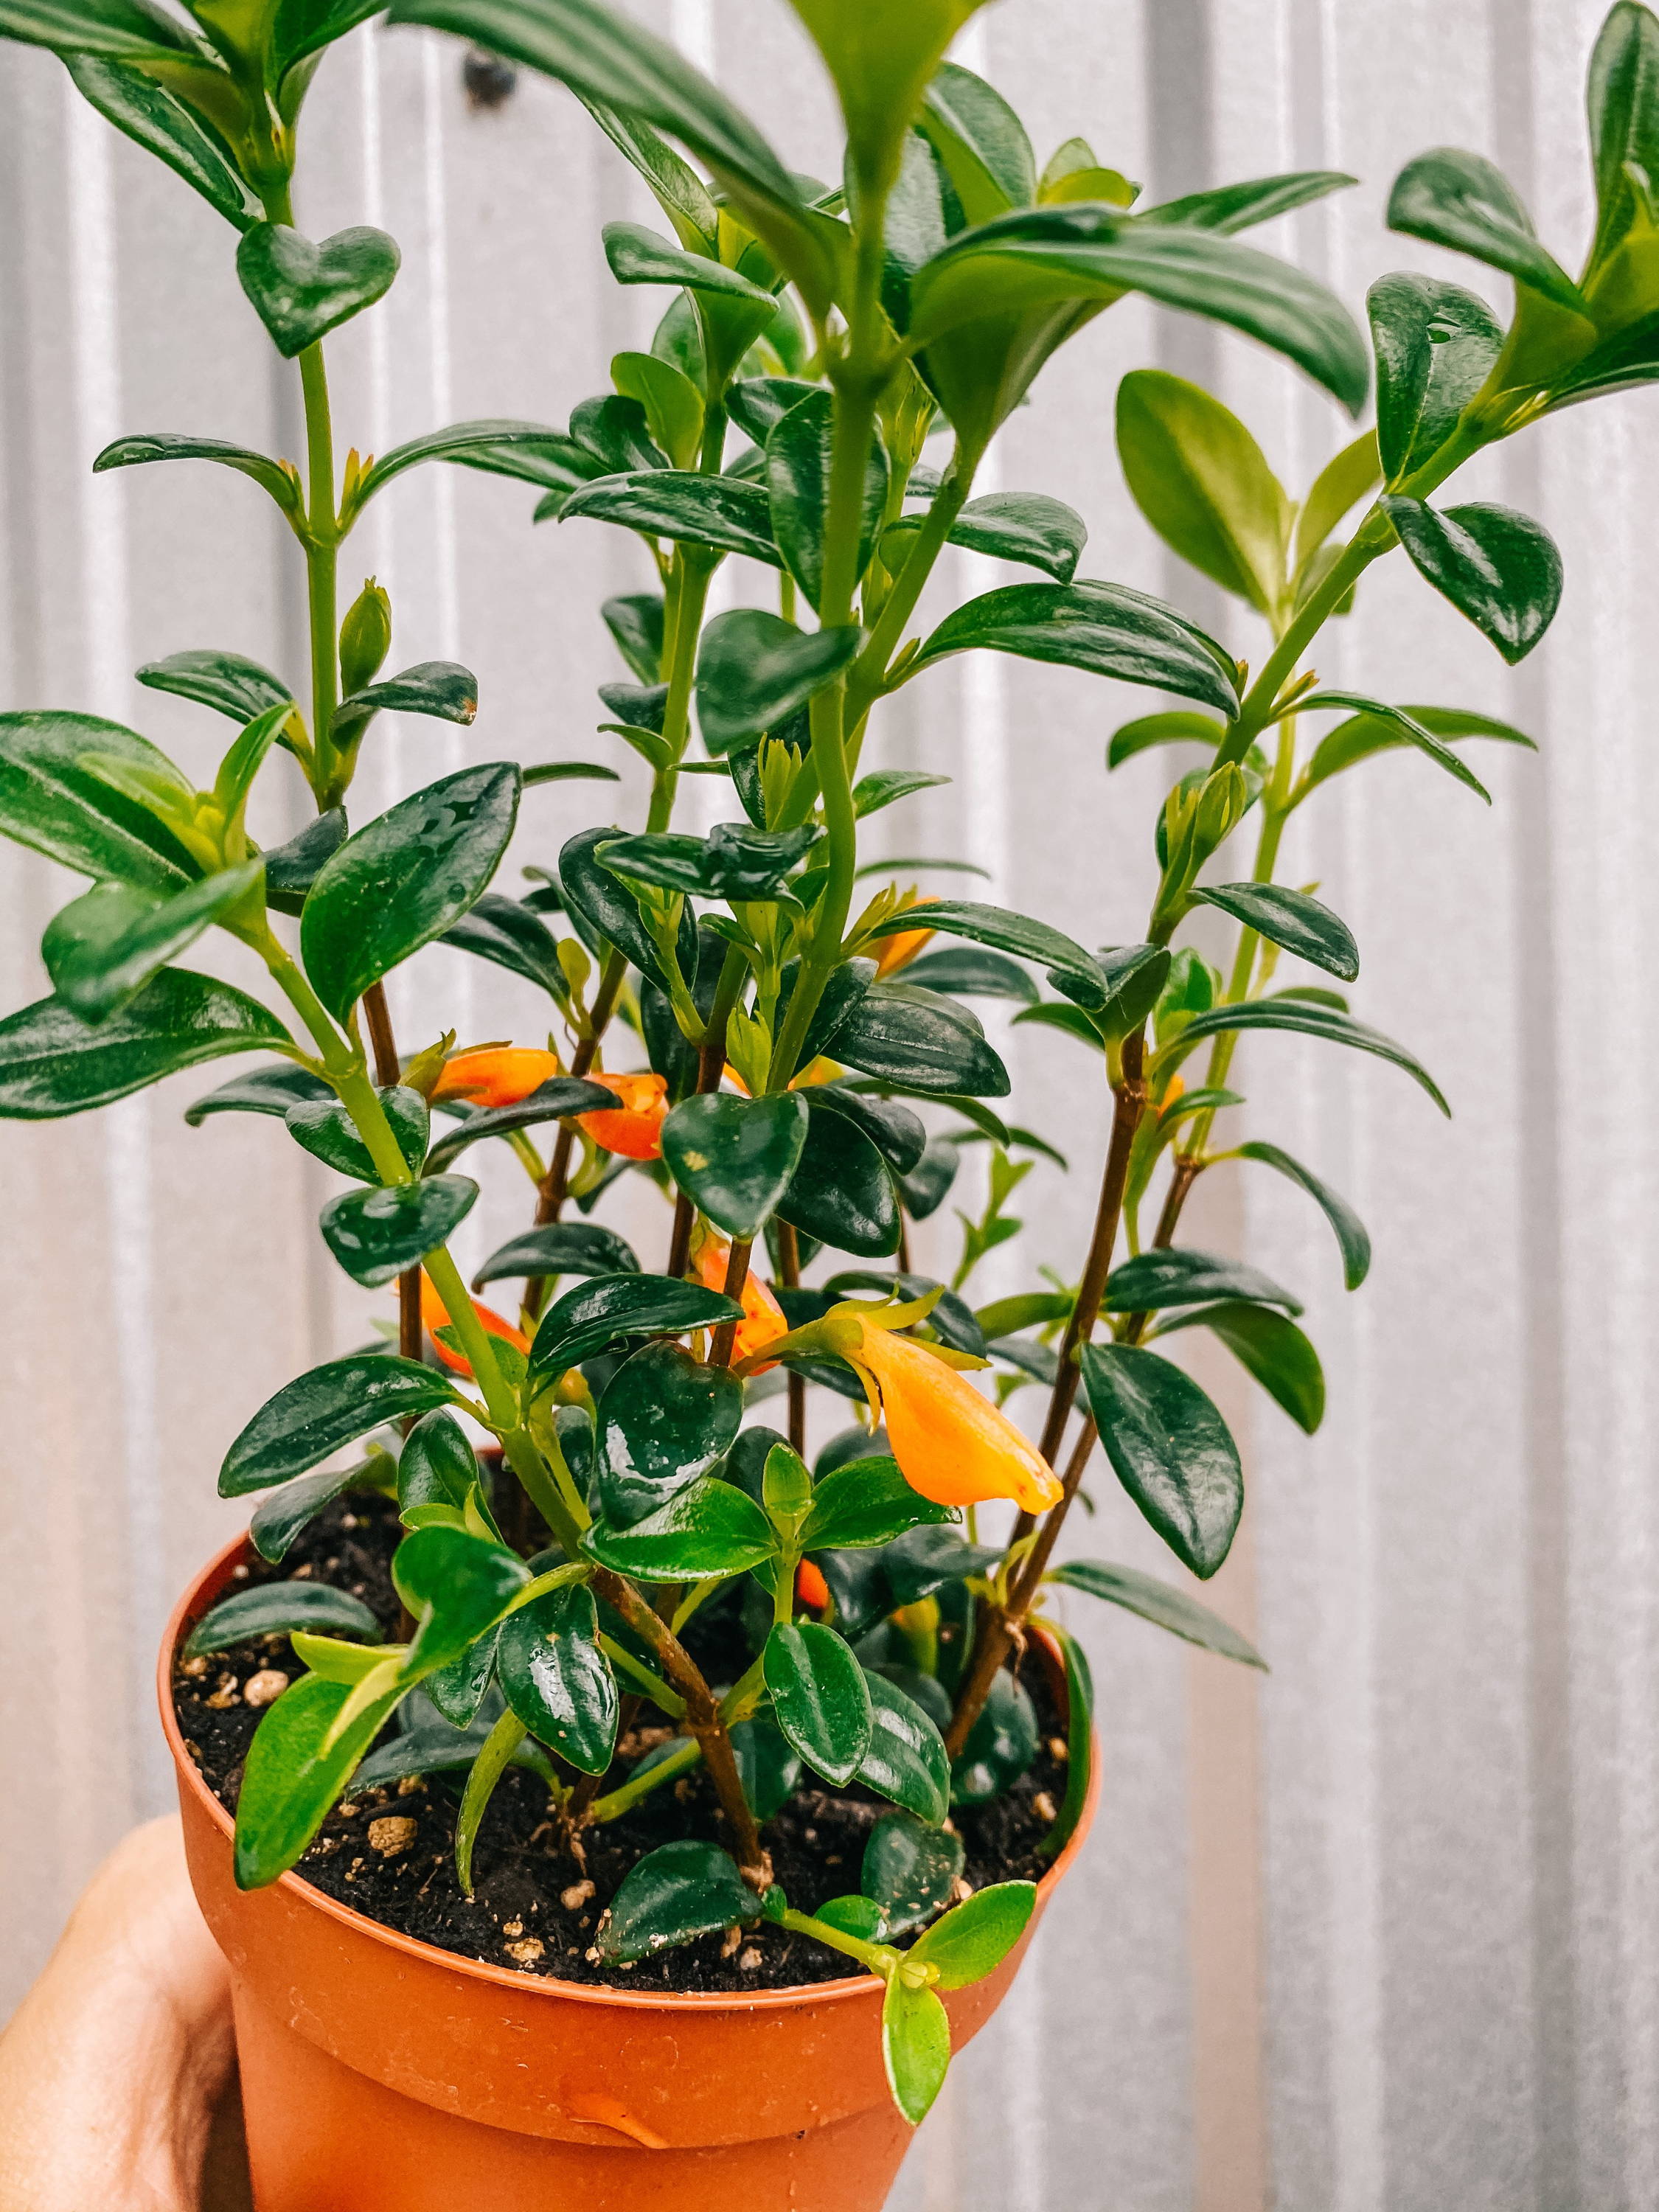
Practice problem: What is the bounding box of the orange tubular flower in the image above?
[695,1238,787,1371]
[578,1071,669,1161]
[431,1048,560,1110]
[845,1321,1063,1514]
[795,1559,831,1613]
[420,1273,530,1379]
[874,925,935,978]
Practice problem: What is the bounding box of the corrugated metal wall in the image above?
[1,1,1655,2204]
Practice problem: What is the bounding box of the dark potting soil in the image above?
[173,1495,1071,1995]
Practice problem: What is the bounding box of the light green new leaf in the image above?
[1116,369,1290,614]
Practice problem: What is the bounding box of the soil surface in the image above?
[173,1495,1071,1994]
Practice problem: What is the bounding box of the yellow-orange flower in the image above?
[844,1320,1062,1513]
[431,1048,560,1110]
[420,1273,531,1378]
[695,1237,787,1371]
[578,1071,668,1161]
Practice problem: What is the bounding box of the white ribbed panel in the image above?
[2,8,1656,2206]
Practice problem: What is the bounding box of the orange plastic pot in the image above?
[161,1534,1098,2212]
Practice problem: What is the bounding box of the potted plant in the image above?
[1,0,1655,2201]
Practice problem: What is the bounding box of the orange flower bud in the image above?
[420,1273,530,1378]
[846,1321,1062,1513]
[431,1047,561,1110]
[796,1559,831,1613]
[694,1237,787,1371]
[578,1071,669,1161]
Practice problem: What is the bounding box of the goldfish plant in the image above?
[1,0,1652,2129]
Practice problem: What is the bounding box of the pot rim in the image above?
[161,1527,1099,2018]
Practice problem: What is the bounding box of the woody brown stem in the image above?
[522,953,627,1319]
[777,1221,806,1453]
[709,1239,752,1367]
[667,947,749,1279]
[361,981,421,1364]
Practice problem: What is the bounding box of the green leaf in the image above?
[910,580,1240,719]
[1106,1245,1302,1316]
[1106,710,1226,768]
[1165,998,1450,1116]
[1154,1300,1325,1436]
[1291,691,1493,804]
[234,1669,406,1888]
[263,811,347,916]
[1228,1138,1371,1289]
[902,945,1037,1004]
[598,1837,759,1962]
[497,1584,617,1775]
[319,1173,477,1290]
[185,1061,330,1124]
[1293,430,1382,573]
[42,863,263,1023]
[801,1454,953,1550]
[236,221,400,358]
[473,1221,639,1289]
[333,661,478,751]
[577,92,718,251]
[136,649,292,726]
[1141,169,1357,235]
[1586,1,1659,277]
[0,711,201,891]
[1192,881,1358,981]
[439,892,567,1002]
[950,1666,1037,1804]
[1080,1341,1242,1579]
[862,897,1102,1004]
[813,1088,927,1175]
[908,1878,1037,1987]
[220,1354,457,1496]
[852,768,952,819]
[731,1714,801,1820]
[352,1714,554,1794]
[831,981,1009,1099]
[184,1582,380,1657]
[0,0,198,59]
[1385,147,1584,310]
[92,434,300,516]
[557,824,692,992]
[560,469,781,566]
[1115,369,1289,614]
[346,418,583,518]
[612,349,703,470]
[0,969,291,1121]
[63,55,262,230]
[882,1524,1006,1607]
[764,1621,872,1784]
[1380,495,1564,666]
[602,821,820,902]
[863,1809,964,1935]
[886,490,1088,584]
[1366,272,1503,484]
[585,1475,777,1580]
[285,1085,429,1182]
[1298,700,1533,800]
[604,219,773,306]
[791,0,990,194]
[919,58,1035,222]
[602,591,667,685]
[595,1340,744,1526]
[855,1669,950,1823]
[695,609,860,754]
[766,389,888,611]
[425,1080,613,1175]
[1034,1621,1093,1858]
[397,1409,479,1519]
[777,1096,900,1258]
[882,1973,952,2126]
[301,763,520,1020]
[662,1091,809,1239]
[454,1709,526,1895]
[250,1462,370,1562]
[1048,1557,1266,1666]
[394,1524,531,1675]
[529,1272,742,1382]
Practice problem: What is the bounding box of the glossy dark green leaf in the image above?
[424,1080,613,1174]
[250,1462,369,1563]
[1381,495,1564,666]
[1385,147,1583,310]
[185,1061,330,1124]
[220,1354,457,1495]
[766,389,888,611]
[0,970,291,1121]
[420,1630,502,1730]
[764,1621,872,1784]
[1034,1621,1093,1859]
[882,1523,1005,1607]
[831,981,1009,1099]
[851,768,951,820]
[863,1809,964,1935]
[1585,1,1659,277]
[731,1714,801,1820]
[1141,169,1356,235]
[901,945,1037,1004]
[60,54,261,225]
[1367,272,1503,484]
[882,1974,953,2126]
[234,1668,406,1888]
[352,1708,557,1792]
[558,824,692,992]
[0,711,201,891]
[856,1669,951,1825]
[184,1581,380,1658]
[597,1837,759,1962]
[1167,997,1450,1115]
[348,419,587,516]
[42,863,262,1023]
[333,661,477,751]
[777,1097,900,1258]
[1048,1556,1267,1668]
[661,1091,809,1239]
[439,892,567,1003]
[397,1408,479,1517]
[950,1666,1037,1805]
[863,898,1102,1005]
[473,1221,640,1289]
[263,810,348,916]
[1293,691,1493,803]
[1107,709,1227,768]
[301,763,520,1020]
[1106,1245,1302,1316]
[604,218,774,307]
[887,489,1088,584]
[92,433,300,516]
[810,1088,926,1176]
[1192,881,1358,981]
[394,1524,531,1675]
[897,1137,961,1220]
[1229,1139,1370,1288]
[601,820,821,902]
[595,1340,744,1526]
[529,1272,742,1382]
[911,580,1239,718]
[1298,700,1533,799]
[801,1455,954,1550]
[695,609,861,754]
[560,470,782,566]
[135,649,291,727]
[919,58,1035,221]
[1116,369,1289,613]
[585,1474,776,1580]
[319,1173,477,1290]
[1155,1299,1325,1435]
[773,955,875,1066]
[1081,1340,1243,1579]
[285,1085,429,1181]
[602,591,667,684]
[497,1584,617,1775]
[236,221,400,358]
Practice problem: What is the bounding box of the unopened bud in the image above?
[1193,763,1247,856]
[339,579,392,699]
[557,936,591,999]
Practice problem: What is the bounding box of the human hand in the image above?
[0,1817,246,2211]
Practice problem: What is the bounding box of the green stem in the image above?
[843,439,980,730]
[718,1649,768,1725]
[425,1246,521,1434]
[775,1905,895,1978]
[598,1635,687,1717]
[589,1734,701,1823]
